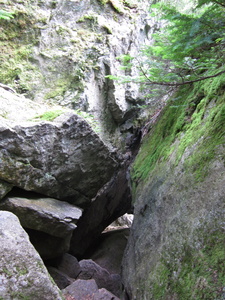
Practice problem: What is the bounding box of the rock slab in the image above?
[0,196,82,237]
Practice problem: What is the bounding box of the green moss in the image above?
[97,0,125,14]
[77,14,98,23]
[0,6,44,93]
[131,70,225,188]
[131,93,187,185]
[44,74,85,101]
[32,109,65,121]
[11,292,31,300]
[148,228,225,300]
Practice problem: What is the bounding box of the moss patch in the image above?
[148,228,225,300]
[0,4,47,94]
[131,70,225,188]
[32,109,65,121]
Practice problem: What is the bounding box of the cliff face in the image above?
[0,0,151,147]
[122,73,225,299]
[0,0,152,261]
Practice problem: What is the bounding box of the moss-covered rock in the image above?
[122,71,225,299]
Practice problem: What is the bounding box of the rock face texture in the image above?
[1,0,151,146]
[70,165,132,256]
[122,77,225,299]
[0,112,119,206]
[0,211,62,300]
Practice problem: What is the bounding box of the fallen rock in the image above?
[109,213,133,229]
[0,210,62,299]
[78,259,121,297]
[62,279,98,300]
[62,279,120,300]
[57,253,81,279]
[0,195,82,238]
[95,288,121,300]
[47,266,74,289]
[70,166,132,257]
[0,112,119,206]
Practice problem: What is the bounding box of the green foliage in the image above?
[109,0,225,87]
[0,10,14,20]
[131,69,225,186]
[33,110,64,121]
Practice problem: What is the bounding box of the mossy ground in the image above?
[131,70,225,189]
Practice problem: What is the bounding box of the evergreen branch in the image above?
[213,0,225,8]
[143,70,225,87]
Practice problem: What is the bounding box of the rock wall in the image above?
[122,74,225,299]
[0,0,154,264]
[0,0,152,147]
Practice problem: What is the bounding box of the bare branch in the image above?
[0,83,16,93]
[213,0,225,8]
[143,69,225,87]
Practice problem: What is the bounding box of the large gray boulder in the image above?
[0,112,119,206]
[0,210,63,300]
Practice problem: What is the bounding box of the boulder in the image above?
[0,112,119,206]
[122,84,225,299]
[62,279,120,300]
[95,288,121,300]
[57,253,81,279]
[47,266,74,289]
[0,194,82,259]
[0,195,82,237]
[107,213,133,230]
[62,279,99,300]
[78,259,121,297]
[0,210,62,300]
